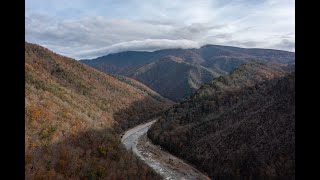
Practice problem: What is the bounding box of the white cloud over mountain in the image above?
[26,0,295,59]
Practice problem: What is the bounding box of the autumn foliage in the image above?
[25,42,171,179]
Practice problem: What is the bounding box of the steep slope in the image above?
[111,74,170,103]
[25,42,172,179]
[81,45,294,101]
[197,45,263,72]
[80,51,156,76]
[148,62,295,178]
[131,56,225,101]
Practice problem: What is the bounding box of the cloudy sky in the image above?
[26,0,295,59]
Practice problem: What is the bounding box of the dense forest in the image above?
[25,42,172,179]
[148,62,295,178]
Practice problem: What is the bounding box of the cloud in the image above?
[206,33,233,40]
[25,0,295,59]
[273,39,295,51]
[77,39,200,59]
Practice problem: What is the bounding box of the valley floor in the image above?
[121,119,210,180]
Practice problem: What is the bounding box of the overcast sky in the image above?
[26,0,295,59]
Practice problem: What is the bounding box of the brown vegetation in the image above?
[25,42,172,179]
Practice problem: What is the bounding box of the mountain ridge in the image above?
[81,44,294,101]
[80,44,294,61]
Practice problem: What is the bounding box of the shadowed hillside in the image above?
[131,56,225,101]
[81,45,294,101]
[148,62,295,178]
[25,42,172,179]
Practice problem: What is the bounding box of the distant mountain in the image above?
[131,56,225,101]
[148,62,295,178]
[25,42,171,179]
[81,45,295,101]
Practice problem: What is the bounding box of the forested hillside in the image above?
[131,56,225,101]
[148,62,295,178]
[25,42,172,179]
